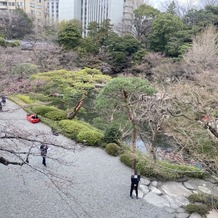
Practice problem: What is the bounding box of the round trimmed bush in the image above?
[105,143,120,156]
[77,130,103,146]
[45,110,67,121]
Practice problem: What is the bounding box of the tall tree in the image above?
[166,1,177,15]
[58,20,82,50]
[133,3,161,43]
[31,68,111,119]
[95,77,155,169]
[148,13,184,55]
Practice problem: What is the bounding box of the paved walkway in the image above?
[0,100,173,218]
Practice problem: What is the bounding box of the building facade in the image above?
[58,0,81,21]
[57,0,144,36]
[46,0,59,23]
[0,0,46,22]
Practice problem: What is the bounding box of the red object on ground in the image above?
[26,114,40,123]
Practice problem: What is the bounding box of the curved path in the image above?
[0,100,173,218]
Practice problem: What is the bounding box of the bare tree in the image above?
[163,74,218,174]
[200,0,218,6]
[160,0,199,17]
[0,120,83,193]
[183,25,218,74]
[0,9,33,39]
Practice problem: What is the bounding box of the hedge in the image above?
[32,105,57,116]
[77,130,103,146]
[45,110,67,121]
[120,151,206,181]
[16,94,34,104]
[59,119,103,141]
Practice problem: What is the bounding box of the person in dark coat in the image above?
[1,96,6,105]
[0,102,2,111]
[40,144,48,166]
[130,172,140,199]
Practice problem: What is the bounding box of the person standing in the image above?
[0,101,2,111]
[130,172,140,199]
[1,96,6,105]
[40,144,48,166]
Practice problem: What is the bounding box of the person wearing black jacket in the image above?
[1,96,6,105]
[40,144,48,166]
[130,173,140,199]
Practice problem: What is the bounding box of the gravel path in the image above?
[0,100,173,218]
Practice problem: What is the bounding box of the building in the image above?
[0,0,46,23]
[57,0,144,36]
[58,0,81,21]
[122,0,144,34]
[46,0,59,24]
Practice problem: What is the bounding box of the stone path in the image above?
[0,100,218,218]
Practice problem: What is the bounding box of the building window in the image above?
[30,3,35,7]
[31,10,35,14]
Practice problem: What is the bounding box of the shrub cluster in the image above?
[185,204,209,216]
[187,193,218,212]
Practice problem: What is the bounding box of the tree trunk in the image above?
[123,90,137,172]
[67,95,86,119]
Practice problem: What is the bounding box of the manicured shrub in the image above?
[105,143,120,156]
[185,204,209,216]
[9,40,20,47]
[59,120,89,139]
[45,110,67,121]
[59,119,103,141]
[16,94,34,104]
[159,161,205,179]
[77,130,103,146]
[103,126,122,143]
[137,159,155,177]
[29,93,50,102]
[32,106,56,116]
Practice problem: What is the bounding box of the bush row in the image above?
[0,38,20,47]
[120,151,205,181]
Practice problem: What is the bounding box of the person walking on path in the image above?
[130,172,140,199]
[0,102,2,112]
[40,144,48,166]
